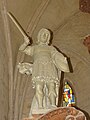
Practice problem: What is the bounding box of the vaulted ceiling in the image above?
[0,0,90,120]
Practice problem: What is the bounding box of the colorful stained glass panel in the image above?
[63,82,75,107]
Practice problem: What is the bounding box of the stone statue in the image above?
[7,12,70,115]
[18,28,70,115]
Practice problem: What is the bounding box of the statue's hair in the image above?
[37,28,51,44]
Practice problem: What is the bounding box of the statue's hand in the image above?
[19,42,29,51]
[17,62,32,75]
[19,36,30,51]
[24,36,30,44]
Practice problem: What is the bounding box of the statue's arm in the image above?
[19,36,31,51]
[51,46,70,72]
[19,37,33,56]
[23,45,33,56]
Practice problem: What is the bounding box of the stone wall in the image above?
[0,12,9,120]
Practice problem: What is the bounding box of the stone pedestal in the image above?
[22,107,86,120]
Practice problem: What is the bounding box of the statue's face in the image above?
[37,28,50,44]
[40,32,49,43]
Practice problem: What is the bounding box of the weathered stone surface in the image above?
[83,35,90,53]
[0,10,9,120]
[79,0,90,13]
[38,107,86,120]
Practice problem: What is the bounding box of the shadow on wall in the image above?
[57,71,64,107]
[75,106,90,120]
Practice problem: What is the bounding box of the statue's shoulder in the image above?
[49,45,57,51]
[49,45,55,49]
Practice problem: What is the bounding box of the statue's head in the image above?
[37,28,51,45]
